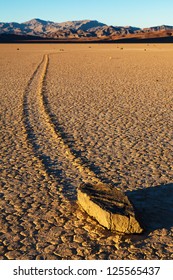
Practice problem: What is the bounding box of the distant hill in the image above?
[0,18,173,42]
[143,25,173,32]
[0,19,106,38]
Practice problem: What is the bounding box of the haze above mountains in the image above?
[0,18,173,41]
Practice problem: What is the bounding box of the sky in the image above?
[1,0,173,28]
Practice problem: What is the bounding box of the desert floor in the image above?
[0,43,173,260]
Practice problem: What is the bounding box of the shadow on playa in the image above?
[126,183,173,233]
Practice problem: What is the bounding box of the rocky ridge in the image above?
[0,18,173,40]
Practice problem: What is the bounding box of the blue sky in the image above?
[1,0,173,27]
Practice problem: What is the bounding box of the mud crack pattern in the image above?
[0,44,173,259]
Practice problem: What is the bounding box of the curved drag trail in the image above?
[23,52,128,259]
[23,54,102,200]
[22,53,120,259]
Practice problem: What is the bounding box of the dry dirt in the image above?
[0,43,173,260]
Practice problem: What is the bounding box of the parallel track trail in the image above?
[23,53,102,201]
[21,53,120,259]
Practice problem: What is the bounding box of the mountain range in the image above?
[0,18,173,42]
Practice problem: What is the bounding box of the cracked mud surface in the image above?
[0,44,173,259]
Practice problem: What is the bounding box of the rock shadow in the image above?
[126,183,173,232]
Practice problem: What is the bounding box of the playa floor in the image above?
[0,43,173,260]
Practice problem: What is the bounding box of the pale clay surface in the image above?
[0,44,173,260]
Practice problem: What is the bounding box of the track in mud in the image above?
[23,53,103,201]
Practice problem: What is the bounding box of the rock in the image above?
[77,183,143,234]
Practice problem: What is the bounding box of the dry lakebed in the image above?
[0,43,173,260]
